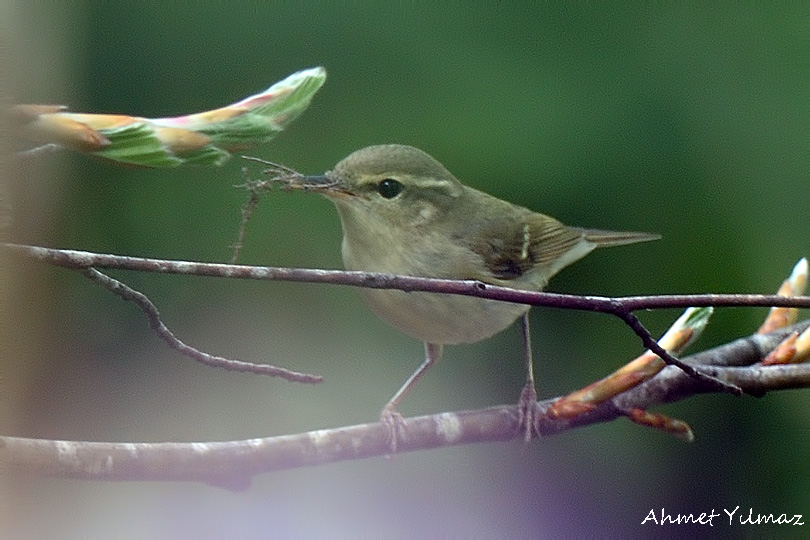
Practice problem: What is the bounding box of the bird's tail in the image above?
[576,228,661,247]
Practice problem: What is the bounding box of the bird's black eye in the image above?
[377,178,403,199]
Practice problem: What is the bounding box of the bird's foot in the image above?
[381,404,407,454]
[517,382,540,443]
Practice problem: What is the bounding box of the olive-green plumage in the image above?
[296,144,658,345]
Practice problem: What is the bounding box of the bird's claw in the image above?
[517,383,540,443]
[381,405,407,453]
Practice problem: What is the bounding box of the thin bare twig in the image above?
[6,243,810,315]
[5,244,809,312]
[602,305,738,394]
[80,267,323,383]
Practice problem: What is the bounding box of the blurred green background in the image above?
[3,2,809,537]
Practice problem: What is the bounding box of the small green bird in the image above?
[282,144,658,447]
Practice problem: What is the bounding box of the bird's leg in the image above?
[517,312,539,442]
[381,342,443,452]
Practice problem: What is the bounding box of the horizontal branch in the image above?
[5,243,810,312]
[2,321,808,489]
[8,243,808,395]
